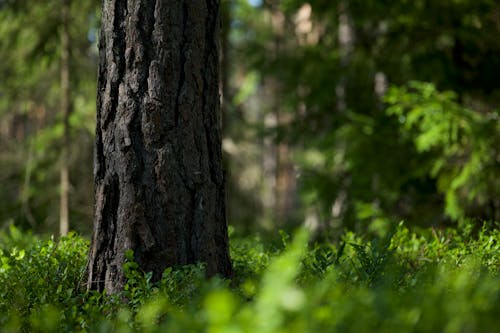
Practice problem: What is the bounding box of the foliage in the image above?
[226,0,500,231]
[1,0,498,235]
[0,227,88,331]
[0,0,99,233]
[0,222,498,332]
[386,82,499,221]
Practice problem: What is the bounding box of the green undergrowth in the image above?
[0,222,499,332]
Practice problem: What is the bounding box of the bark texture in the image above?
[87,0,232,294]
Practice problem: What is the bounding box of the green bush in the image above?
[0,222,498,332]
[386,82,499,221]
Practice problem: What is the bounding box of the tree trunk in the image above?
[87,0,232,294]
[59,0,71,236]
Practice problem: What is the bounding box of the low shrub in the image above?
[0,222,498,332]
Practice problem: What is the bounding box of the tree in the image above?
[59,0,71,236]
[86,0,232,293]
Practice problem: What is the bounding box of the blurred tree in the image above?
[59,0,71,236]
[0,0,99,234]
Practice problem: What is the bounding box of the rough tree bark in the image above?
[87,0,232,294]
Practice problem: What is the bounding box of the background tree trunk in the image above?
[59,0,71,236]
[87,0,232,294]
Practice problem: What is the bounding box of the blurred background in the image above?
[0,0,498,238]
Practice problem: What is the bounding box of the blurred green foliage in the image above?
[0,0,99,233]
[0,2,498,332]
[226,0,499,232]
[0,1,498,331]
[386,82,499,221]
[0,0,498,235]
[0,222,499,332]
